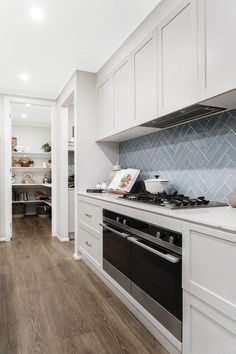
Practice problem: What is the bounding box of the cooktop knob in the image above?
[116,217,120,223]
[123,219,127,225]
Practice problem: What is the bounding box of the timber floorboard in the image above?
[0,216,169,354]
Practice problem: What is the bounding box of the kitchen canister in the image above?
[229,187,236,208]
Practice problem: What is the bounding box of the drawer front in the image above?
[183,223,236,320]
[79,225,102,266]
[78,199,102,233]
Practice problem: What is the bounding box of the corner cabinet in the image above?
[198,0,236,100]
[112,55,133,132]
[97,77,113,137]
[132,30,158,125]
[158,0,198,115]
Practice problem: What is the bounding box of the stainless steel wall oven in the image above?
[101,209,182,341]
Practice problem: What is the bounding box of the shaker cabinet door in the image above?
[158,0,198,115]
[133,30,158,124]
[113,56,133,132]
[97,77,113,138]
[183,292,236,354]
[198,0,236,100]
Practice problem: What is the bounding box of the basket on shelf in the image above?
[12,204,25,219]
[36,205,49,218]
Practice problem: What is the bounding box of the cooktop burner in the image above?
[121,192,228,209]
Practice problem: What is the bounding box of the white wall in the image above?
[76,70,119,192]
[0,96,5,239]
[97,0,182,82]
[12,125,51,153]
[55,73,76,240]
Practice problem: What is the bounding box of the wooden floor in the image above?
[0,217,168,354]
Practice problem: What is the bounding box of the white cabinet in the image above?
[183,223,236,320]
[198,0,236,100]
[158,0,198,115]
[77,196,102,267]
[113,56,133,131]
[78,224,102,267]
[133,30,158,124]
[97,77,113,137]
[183,293,236,354]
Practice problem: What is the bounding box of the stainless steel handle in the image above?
[99,223,129,238]
[128,237,180,264]
[85,241,92,247]
[84,213,92,218]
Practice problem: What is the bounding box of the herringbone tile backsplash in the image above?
[119,110,236,202]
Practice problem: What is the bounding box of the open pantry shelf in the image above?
[12,167,51,171]
[12,183,52,188]
[12,200,47,204]
[12,152,51,158]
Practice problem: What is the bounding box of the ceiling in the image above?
[12,103,51,127]
[0,0,161,99]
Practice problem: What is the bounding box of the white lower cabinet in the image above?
[183,292,236,354]
[78,224,102,267]
[183,223,236,320]
[77,196,102,267]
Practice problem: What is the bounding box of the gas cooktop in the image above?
[120,192,228,209]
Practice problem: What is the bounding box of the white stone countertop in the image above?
[78,191,236,234]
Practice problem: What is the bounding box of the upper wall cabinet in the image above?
[198,0,236,100]
[158,0,198,115]
[132,30,158,125]
[112,56,133,132]
[97,77,113,137]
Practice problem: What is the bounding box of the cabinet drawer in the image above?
[79,225,102,266]
[78,199,102,233]
[183,223,236,320]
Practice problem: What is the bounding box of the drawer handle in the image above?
[84,213,92,218]
[85,241,92,247]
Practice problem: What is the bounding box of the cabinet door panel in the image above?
[97,77,113,137]
[158,0,198,114]
[183,223,236,321]
[133,31,158,124]
[113,57,132,131]
[183,293,236,354]
[198,0,236,99]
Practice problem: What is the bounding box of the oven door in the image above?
[128,236,182,341]
[101,222,131,292]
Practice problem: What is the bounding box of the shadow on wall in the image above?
[119,110,236,202]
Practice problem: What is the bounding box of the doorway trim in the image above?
[4,96,56,240]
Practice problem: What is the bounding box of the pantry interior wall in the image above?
[2,96,55,241]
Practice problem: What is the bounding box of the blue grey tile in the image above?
[120,109,236,201]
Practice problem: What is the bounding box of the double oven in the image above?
[101,209,182,341]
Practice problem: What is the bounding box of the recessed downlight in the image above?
[26,103,31,107]
[21,113,28,118]
[20,73,30,82]
[30,6,44,21]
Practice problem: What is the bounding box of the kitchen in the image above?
[0,0,236,354]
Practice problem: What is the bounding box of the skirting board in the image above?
[73,252,83,261]
[55,234,70,242]
[82,257,182,354]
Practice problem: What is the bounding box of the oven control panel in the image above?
[103,209,182,249]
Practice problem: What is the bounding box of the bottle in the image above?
[43,174,49,184]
